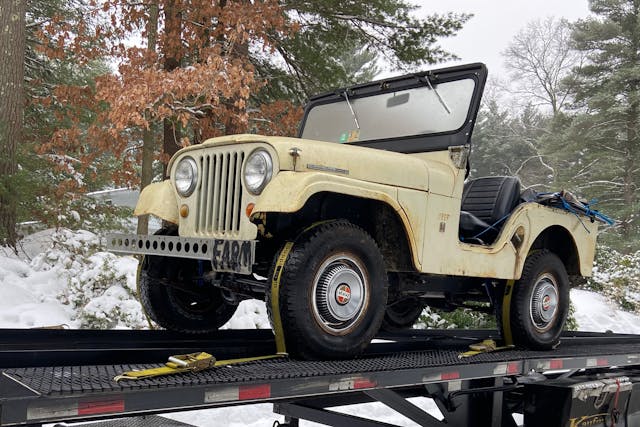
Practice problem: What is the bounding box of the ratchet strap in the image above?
[459,280,516,358]
[501,280,515,346]
[459,339,514,358]
[115,352,286,381]
[270,241,294,354]
[114,352,216,381]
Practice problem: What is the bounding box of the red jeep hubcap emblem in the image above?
[542,295,551,311]
[336,284,351,305]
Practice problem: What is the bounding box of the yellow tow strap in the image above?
[270,241,294,354]
[458,280,516,358]
[458,339,515,358]
[115,352,287,382]
[501,280,515,346]
[115,352,216,381]
[136,259,155,330]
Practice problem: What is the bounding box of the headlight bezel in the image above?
[243,149,273,195]
[174,156,198,197]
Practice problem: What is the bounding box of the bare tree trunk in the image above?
[137,2,159,236]
[0,0,26,249]
[622,95,638,244]
[162,0,182,175]
[201,0,249,138]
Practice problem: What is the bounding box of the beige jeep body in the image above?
[133,134,597,279]
[108,63,602,359]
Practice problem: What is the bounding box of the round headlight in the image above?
[174,156,198,197]
[243,149,273,195]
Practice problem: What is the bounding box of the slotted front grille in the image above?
[195,150,245,236]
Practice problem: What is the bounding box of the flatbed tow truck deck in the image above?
[1,329,639,426]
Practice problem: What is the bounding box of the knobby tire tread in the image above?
[511,249,569,350]
[269,220,388,359]
[138,227,237,334]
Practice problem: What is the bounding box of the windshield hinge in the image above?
[449,145,470,169]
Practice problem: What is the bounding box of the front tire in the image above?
[269,221,388,359]
[509,250,569,349]
[138,227,238,333]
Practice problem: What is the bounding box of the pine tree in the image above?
[18,0,120,232]
[255,0,470,103]
[472,99,552,189]
[562,0,640,248]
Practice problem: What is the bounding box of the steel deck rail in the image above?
[3,328,636,368]
[1,329,639,426]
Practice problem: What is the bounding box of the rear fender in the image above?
[504,203,597,278]
[452,203,597,279]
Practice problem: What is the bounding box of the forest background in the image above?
[0,0,638,319]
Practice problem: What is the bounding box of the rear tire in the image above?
[380,298,424,331]
[268,220,388,359]
[138,227,238,333]
[509,250,569,349]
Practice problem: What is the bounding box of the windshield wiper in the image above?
[342,90,360,129]
[424,75,451,115]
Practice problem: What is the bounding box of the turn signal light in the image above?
[246,203,255,218]
[180,204,189,218]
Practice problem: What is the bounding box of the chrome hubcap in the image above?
[312,254,367,334]
[530,273,559,331]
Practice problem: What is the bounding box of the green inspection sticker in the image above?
[339,130,360,143]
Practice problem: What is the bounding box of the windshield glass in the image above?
[301,78,476,144]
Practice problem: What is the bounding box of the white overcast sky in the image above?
[412,0,592,79]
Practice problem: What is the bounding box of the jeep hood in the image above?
[177,134,432,192]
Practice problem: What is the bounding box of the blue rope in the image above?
[537,192,615,232]
[470,213,511,240]
[582,199,615,225]
[558,196,591,233]
[460,192,615,243]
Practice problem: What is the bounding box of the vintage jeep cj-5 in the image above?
[108,63,604,359]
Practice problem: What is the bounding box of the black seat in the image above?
[459,176,521,244]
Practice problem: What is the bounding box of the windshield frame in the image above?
[298,63,487,154]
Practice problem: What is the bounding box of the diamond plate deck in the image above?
[3,339,639,397]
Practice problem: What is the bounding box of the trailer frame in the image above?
[1,329,639,426]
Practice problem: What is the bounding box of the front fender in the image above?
[134,180,179,224]
[253,171,422,270]
[253,172,402,213]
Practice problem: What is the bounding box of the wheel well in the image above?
[261,192,414,272]
[529,226,580,275]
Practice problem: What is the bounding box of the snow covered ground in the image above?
[1,229,639,426]
[571,288,640,334]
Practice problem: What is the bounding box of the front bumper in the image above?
[107,234,256,275]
